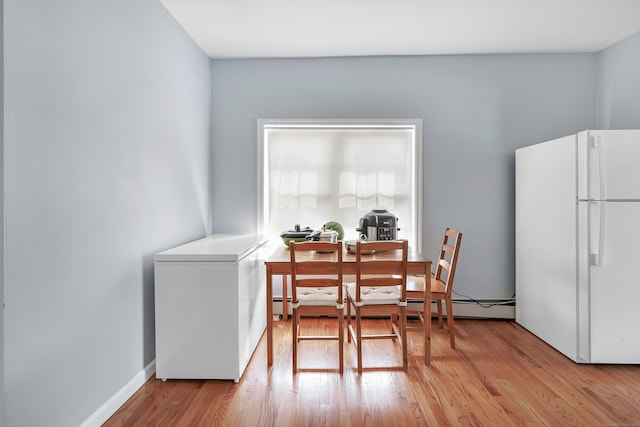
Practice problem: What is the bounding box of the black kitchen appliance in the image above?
[356,209,399,241]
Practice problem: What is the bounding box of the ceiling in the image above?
[160,0,640,59]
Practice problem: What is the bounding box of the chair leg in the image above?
[445,297,456,349]
[436,299,444,328]
[292,308,298,373]
[356,307,363,374]
[338,309,344,374]
[389,314,397,341]
[346,298,352,343]
[401,308,407,370]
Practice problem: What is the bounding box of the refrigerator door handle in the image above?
[589,200,605,266]
[589,134,606,201]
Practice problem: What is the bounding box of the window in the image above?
[258,119,422,252]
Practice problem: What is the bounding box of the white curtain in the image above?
[264,126,416,244]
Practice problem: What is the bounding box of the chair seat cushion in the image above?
[295,287,341,307]
[345,283,402,306]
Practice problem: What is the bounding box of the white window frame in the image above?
[257,119,423,252]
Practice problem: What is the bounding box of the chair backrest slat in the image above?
[354,240,408,302]
[433,228,462,295]
[295,278,339,288]
[295,261,340,275]
[360,276,404,287]
[359,260,405,276]
[290,241,343,304]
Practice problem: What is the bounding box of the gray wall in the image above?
[210,54,596,300]
[3,1,211,426]
[1,3,638,425]
[597,31,640,129]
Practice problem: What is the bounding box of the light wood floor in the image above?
[104,318,640,426]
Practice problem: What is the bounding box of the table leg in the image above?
[424,261,432,366]
[266,264,273,366]
[282,275,288,320]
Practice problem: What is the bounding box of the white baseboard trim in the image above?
[80,359,156,427]
[445,301,515,319]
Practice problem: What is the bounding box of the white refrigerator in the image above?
[516,129,640,364]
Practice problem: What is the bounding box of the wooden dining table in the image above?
[264,244,433,366]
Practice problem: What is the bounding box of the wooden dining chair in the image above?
[345,239,409,373]
[407,228,462,351]
[289,240,344,373]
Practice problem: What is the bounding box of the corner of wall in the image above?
[595,31,640,129]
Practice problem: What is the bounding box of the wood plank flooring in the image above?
[103,318,640,426]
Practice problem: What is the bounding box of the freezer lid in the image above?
[154,234,267,262]
[578,129,640,201]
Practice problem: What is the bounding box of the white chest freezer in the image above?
[154,234,268,381]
